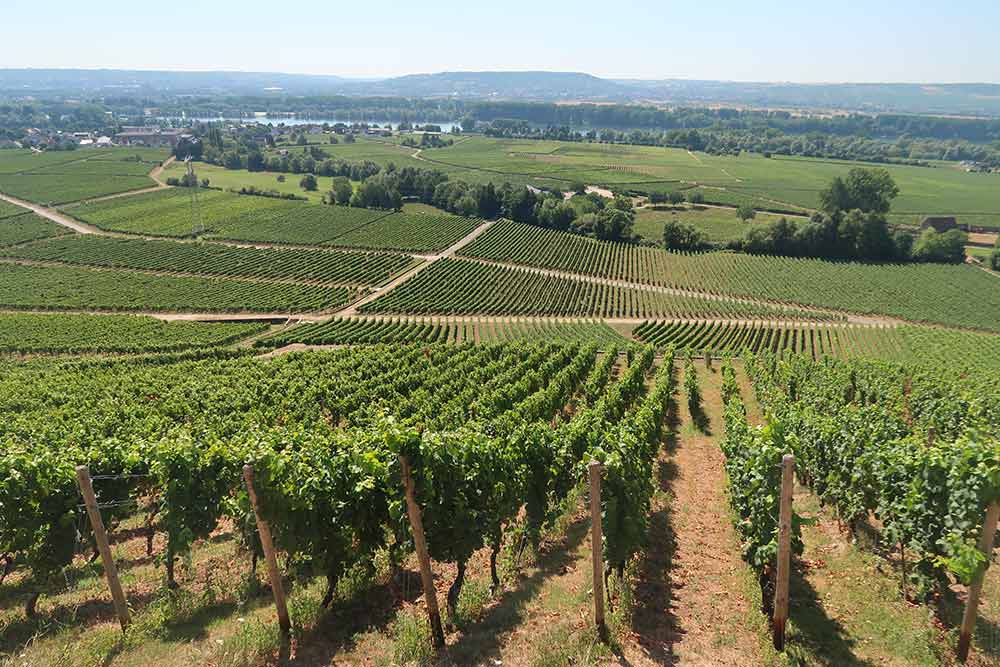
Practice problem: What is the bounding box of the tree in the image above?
[687,191,705,205]
[300,174,318,192]
[328,177,353,205]
[736,204,756,223]
[912,228,968,263]
[667,191,685,206]
[991,236,1000,271]
[662,220,709,251]
[819,168,899,215]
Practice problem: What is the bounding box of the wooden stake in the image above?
[957,501,1000,662]
[243,465,290,634]
[773,454,794,651]
[75,466,130,632]
[399,455,445,649]
[588,461,606,635]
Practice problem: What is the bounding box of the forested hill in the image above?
[3,68,1000,116]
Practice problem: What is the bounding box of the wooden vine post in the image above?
[75,465,130,632]
[957,501,1000,662]
[399,455,446,649]
[242,464,290,634]
[772,454,795,651]
[588,461,606,635]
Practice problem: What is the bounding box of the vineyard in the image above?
[731,352,998,602]
[0,213,68,247]
[258,316,627,347]
[0,149,167,205]
[632,320,1000,372]
[69,188,483,251]
[5,236,417,286]
[0,342,673,637]
[460,220,1000,331]
[0,312,265,354]
[360,257,835,320]
[0,262,356,313]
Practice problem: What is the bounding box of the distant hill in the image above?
[349,71,632,100]
[2,68,1000,116]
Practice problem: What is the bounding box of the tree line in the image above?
[663,168,969,263]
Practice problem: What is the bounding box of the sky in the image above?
[2,0,998,83]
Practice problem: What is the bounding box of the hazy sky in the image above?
[3,0,998,83]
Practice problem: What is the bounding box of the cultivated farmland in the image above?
[461,220,1000,331]
[0,312,265,354]
[0,262,355,313]
[6,235,417,286]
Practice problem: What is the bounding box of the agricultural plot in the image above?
[360,257,832,320]
[0,173,155,205]
[6,236,417,286]
[461,220,1000,331]
[0,262,355,313]
[632,320,1000,373]
[323,211,481,252]
[0,213,68,246]
[0,200,27,220]
[70,188,390,242]
[344,136,999,226]
[0,312,265,354]
[70,186,483,250]
[0,148,166,204]
[260,315,626,347]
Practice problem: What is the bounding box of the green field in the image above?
[633,204,791,243]
[0,148,168,204]
[6,235,417,286]
[321,136,1000,228]
[162,161,355,203]
[260,315,627,347]
[69,187,481,250]
[460,220,1000,331]
[0,312,265,354]
[360,257,832,320]
[0,262,355,313]
[0,213,68,246]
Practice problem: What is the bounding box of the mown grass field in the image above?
[633,204,790,243]
[161,161,356,203]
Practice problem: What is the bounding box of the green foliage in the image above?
[683,356,701,416]
[719,360,803,571]
[746,351,1000,597]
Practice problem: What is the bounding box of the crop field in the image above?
[461,220,1000,331]
[0,173,155,205]
[0,262,355,313]
[0,200,27,220]
[0,312,265,354]
[633,320,1000,371]
[6,235,417,286]
[69,187,481,250]
[260,315,627,347]
[0,149,167,204]
[360,257,833,320]
[0,213,68,246]
[333,136,1000,227]
[322,211,481,251]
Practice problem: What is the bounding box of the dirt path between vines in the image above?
[0,192,106,235]
[623,362,763,665]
